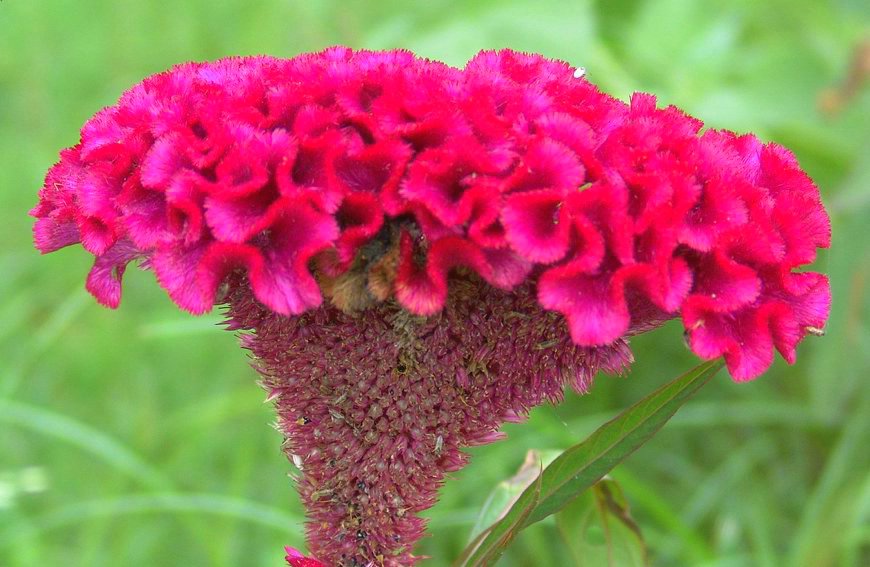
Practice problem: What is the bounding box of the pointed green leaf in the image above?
[454,457,544,566]
[466,449,562,543]
[456,359,723,566]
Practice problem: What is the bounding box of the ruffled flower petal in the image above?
[31,48,831,382]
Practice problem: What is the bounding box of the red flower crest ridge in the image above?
[32,47,831,380]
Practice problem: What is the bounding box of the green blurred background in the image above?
[1,1,868,565]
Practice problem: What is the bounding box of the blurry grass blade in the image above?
[0,493,301,547]
[789,388,870,566]
[456,359,723,566]
[0,289,89,397]
[425,508,480,530]
[163,386,266,434]
[682,436,773,526]
[138,313,226,338]
[610,469,713,562]
[670,400,833,429]
[0,399,170,490]
[556,477,647,567]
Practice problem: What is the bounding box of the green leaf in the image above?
[556,477,648,567]
[466,449,562,543]
[456,359,723,566]
[454,456,544,567]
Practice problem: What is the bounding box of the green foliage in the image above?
[455,461,543,567]
[556,477,647,567]
[466,450,562,545]
[458,361,721,566]
[1,1,868,566]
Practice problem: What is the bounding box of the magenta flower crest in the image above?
[32,48,830,565]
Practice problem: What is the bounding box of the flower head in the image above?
[32,47,830,381]
[32,48,831,565]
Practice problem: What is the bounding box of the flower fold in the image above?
[32,48,831,380]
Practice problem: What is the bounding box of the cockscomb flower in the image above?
[286,546,328,567]
[32,47,830,565]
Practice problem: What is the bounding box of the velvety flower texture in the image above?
[32,48,831,565]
